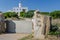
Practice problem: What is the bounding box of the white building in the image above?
[12,3,28,16]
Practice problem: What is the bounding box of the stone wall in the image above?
[6,20,32,34]
[0,13,6,33]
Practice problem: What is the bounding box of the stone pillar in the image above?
[45,16,51,35]
[33,10,52,39]
[0,13,6,33]
[33,10,45,39]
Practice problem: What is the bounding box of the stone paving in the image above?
[0,33,29,40]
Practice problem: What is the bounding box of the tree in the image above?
[11,12,18,17]
[25,10,35,18]
[20,10,35,18]
[40,12,49,15]
[20,12,26,17]
[50,10,60,19]
[50,25,58,32]
[3,12,18,18]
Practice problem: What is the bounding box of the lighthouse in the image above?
[12,2,28,17]
[19,3,22,8]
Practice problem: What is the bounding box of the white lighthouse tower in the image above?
[19,3,22,8]
[18,2,22,16]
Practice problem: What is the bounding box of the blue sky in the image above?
[0,0,60,12]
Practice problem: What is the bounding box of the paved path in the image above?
[0,34,29,40]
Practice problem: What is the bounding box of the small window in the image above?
[22,9,26,12]
[19,9,21,10]
[17,9,18,10]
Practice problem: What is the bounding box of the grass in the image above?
[48,31,60,35]
[19,34,33,40]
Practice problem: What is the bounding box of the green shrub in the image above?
[3,12,18,18]
[50,25,58,32]
[49,24,60,35]
[49,31,60,35]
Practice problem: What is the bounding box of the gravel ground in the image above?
[0,33,29,40]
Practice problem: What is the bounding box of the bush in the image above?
[50,11,60,19]
[20,12,25,17]
[3,12,18,18]
[49,31,60,35]
[49,25,60,35]
[20,10,34,18]
[50,25,58,32]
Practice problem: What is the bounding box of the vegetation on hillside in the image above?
[20,10,35,18]
[50,11,60,19]
[3,10,60,19]
[3,12,18,19]
[40,12,49,15]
